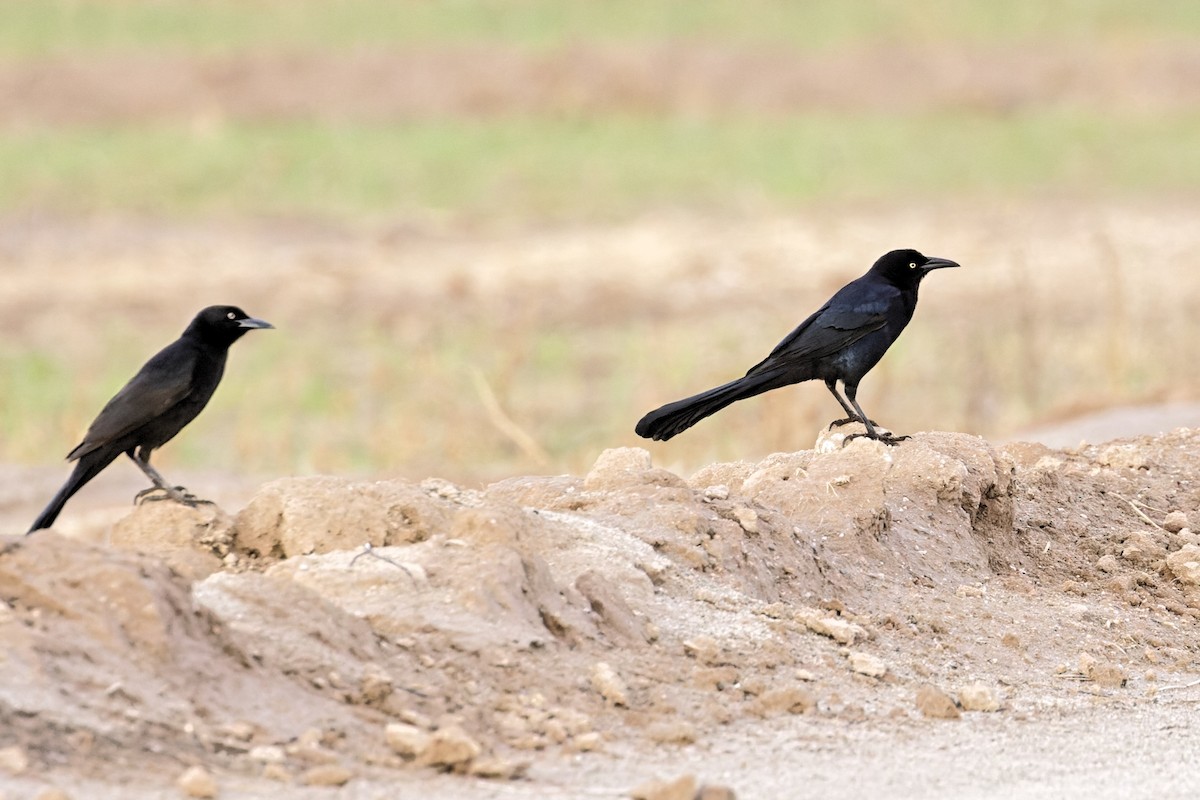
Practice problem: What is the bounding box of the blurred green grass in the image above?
[5,113,1200,219]
[5,0,1200,483]
[5,0,1199,56]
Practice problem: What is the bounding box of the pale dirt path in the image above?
[6,697,1200,799]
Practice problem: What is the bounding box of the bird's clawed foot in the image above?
[842,432,911,447]
[829,416,878,429]
[134,485,214,507]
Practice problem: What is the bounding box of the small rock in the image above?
[915,685,961,720]
[261,763,291,783]
[754,687,816,716]
[299,764,353,787]
[1079,653,1127,688]
[958,683,1000,712]
[733,507,758,533]
[1166,544,1200,586]
[359,664,394,706]
[0,746,29,775]
[385,722,430,758]
[954,584,985,598]
[468,757,528,780]
[288,744,339,765]
[590,662,630,707]
[584,448,685,491]
[697,785,739,800]
[1163,511,1190,533]
[216,721,256,742]
[572,732,603,752]
[177,765,218,798]
[416,725,482,771]
[796,608,866,645]
[1172,528,1200,548]
[646,721,697,745]
[247,745,286,764]
[681,635,723,664]
[1122,531,1164,563]
[847,651,887,678]
[1096,554,1119,573]
[631,773,697,800]
[704,485,730,501]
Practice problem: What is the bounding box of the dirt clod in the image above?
[590,661,630,707]
[848,652,888,678]
[958,683,1001,712]
[631,774,698,800]
[416,726,482,772]
[0,746,29,775]
[915,686,961,720]
[1162,511,1189,533]
[1165,544,1200,585]
[385,723,430,759]
[176,765,217,798]
[299,764,354,787]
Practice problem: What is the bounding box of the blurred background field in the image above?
[2,0,1200,486]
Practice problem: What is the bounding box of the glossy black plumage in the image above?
[635,249,958,443]
[29,305,272,533]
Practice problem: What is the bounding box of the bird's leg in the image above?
[840,385,909,446]
[127,449,214,507]
[825,380,878,428]
[824,380,861,427]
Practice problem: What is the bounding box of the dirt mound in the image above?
[2,427,1200,797]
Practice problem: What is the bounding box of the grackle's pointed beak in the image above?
[238,317,274,329]
[922,257,960,271]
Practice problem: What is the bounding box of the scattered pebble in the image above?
[416,725,482,771]
[572,732,603,752]
[247,745,286,764]
[797,609,866,645]
[1096,554,1119,573]
[261,764,291,783]
[299,764,353,787]
[915,685,961,720]
[646,721,698,745]
[0,746,29,775]
[1121,531,1164,563]
[385,723,430,759]
[697,785,739,800]
[468,756,528,780]
[1162,510,1189,533]
[631,773,697,800]
[590,662,630,707]
[1079,653,1127,688]
[176,765,218,798]
[958,683,1000,712]
[733,507,758,533]
[704,485,730,501]
[1166,544,1200,585]
[754,687,816,716]
[847,651,887,678]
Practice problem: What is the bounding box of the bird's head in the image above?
[871,249,960,288]
[186,305,275,346]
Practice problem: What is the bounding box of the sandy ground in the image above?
[3,422,1200,799]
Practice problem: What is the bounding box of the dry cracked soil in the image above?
[3,425,1200,799]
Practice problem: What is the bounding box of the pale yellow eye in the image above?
[227,311,236,319]
[908,262,917,269]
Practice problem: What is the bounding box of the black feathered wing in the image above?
[66,342,199,461]
[745,284,898,376]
